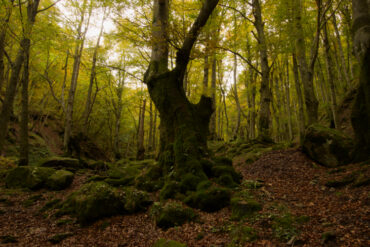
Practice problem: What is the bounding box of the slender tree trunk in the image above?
[323,22,339,128]
[19,47,30,166]
[285,60,293,141]
[0,1,13,93]
[252,0,271,139]
[148,100,153,152]
[203,52,209,95]
[351,0,370,161]
[209,56,217,139]
[232,54,241,139]
[292,53,305,142]
[0,0,40,154]
[83,9,106,126]
[113,75,124,159]
[64,1,91,153]
[153,108,157,152]
[137,99,146,160]
[293,0,320,126]
[332,10,350,88]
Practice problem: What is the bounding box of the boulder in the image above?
[302,124,353,167]
[40,157,82,171]
[46,170,74,190]
[151,202,196,229]
[184,186,231,212]
[5,166,55,190]
[58,182,126,225]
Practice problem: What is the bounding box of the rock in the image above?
[122,187,152,213]
[58,182,126,225]
[87,160,109,171]
[184,186,231,212]
[40,157,82,171]
[5,166,55,190]
[46,170,74,190]
[231,197,262,220]
[151,202,196,229]
[302,124,353,167]
[153,239,186,247]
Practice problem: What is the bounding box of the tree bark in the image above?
[292,53,305,142]
[323,22,339,128]
[351,0,370,161]
[145,0,218,175]
[64,0,91,153]
[0,0,40,154]
[232,54,241,139]
[252,0,271,139]
[209,56,217,139]
[293,0,320,126]
[137,99,146,160]
[82,8,106,126]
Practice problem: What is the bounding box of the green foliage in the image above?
[228,225,258,246]
[230,197,262,221]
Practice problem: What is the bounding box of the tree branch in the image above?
[176,0,219,70]
[219,4,254,24]
[216,46,262,75]
[37,0,62,13]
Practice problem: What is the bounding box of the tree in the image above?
[144,0,218,175]
[0,0,41,155]
[351,0,370,161]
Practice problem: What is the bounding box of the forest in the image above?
[0,0,369,246]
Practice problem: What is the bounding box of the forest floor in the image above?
[0,147,369,246]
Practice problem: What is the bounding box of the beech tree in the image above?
[144,0,219,174]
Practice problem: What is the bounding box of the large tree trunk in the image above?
[351,0,370,161]
[145,0,218,175]
[292,53,305,142]
[0,0,40,154]
[232,54,241,139]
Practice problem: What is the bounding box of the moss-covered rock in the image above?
[184,186,231,212]
[215,174,239,188]
[151,202,196,229]
[302,124,353,167]
[231,197,262,220]
[46,170,74,190]
[153,239,186,247]
[122,187,152,213]
[87,160,109,171]
[40,157,82,171]
[57,182,126,225]
[179,173,206,192]
[5,166,56,190]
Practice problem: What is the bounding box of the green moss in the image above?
[302,124,353,167]
[22,194,44,208]
[231,197,262,220]
[325,174,355,188]
[57,182,126,225]
[184,186,231,212]
[180,173,206,192]
[56,218,74,226]
[5,166,56,190]
[211,166,241,184]
[123,187,152,213]
[104,177,134,187]
[229,225,257,245]
[39,157,82,171]
[196,180,212,190]
[40,199,62,213]
[135,165,163,192]
[46,170,74,190]
[213,157,233,167]
[353,173,370,187]
[160,181,181,200]
[151,202,196,229]
[200,159,214,177]
[216,174,238,188]
[321,231,336,243]
[153,239,186,247]
[242,180,263,189]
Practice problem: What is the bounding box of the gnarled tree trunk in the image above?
[351,0,370,161]
[144,0,218,175]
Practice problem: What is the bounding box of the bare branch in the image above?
[37,0,62,13]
